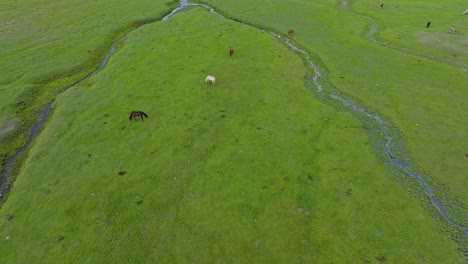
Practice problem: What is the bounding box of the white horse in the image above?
[205,75,216,85]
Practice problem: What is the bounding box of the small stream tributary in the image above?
[1,0,466,237]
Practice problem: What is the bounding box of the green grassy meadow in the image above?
[352,0,468,62]
[198,0,468,223]
[0,0,467,263]
[0,0,174,163]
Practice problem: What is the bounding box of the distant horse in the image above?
[229,47,234,56]
[288,29,294,36]
[129,111,148,121]
[205,75,216,85]
[426,21,431,28]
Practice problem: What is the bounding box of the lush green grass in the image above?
[0,0,174,164]
[199,0,468,224]
[0,6,464,263]
[352,0,468,62]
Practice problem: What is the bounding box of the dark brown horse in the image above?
[229,47,234,56]
[288,29,294,36]
[129,111,148,121]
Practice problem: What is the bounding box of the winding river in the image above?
[1,0,466,238]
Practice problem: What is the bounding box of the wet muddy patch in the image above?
[0,118,22,140]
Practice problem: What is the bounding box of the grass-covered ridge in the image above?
[0,6,464,262]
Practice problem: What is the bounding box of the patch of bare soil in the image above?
[0,118,21,140]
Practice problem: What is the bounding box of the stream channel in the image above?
[1,0,466,237]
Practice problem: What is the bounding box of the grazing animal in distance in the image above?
[129,111,148,121]
[288,29,294,36]
[379,3,384,8]
[448,27,456,33]
[229,47,234,56]
[205,75,216,85]
[426,21,431,28]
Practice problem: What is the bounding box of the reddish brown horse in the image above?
[229,47,234,56]
[288,29,294,36]
[129,111,148,121]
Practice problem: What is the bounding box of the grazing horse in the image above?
[129,111,148,121]
[288,29,294,36]
[426,21,431,28]
[205,75,216,85]
[229,47,234,56]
